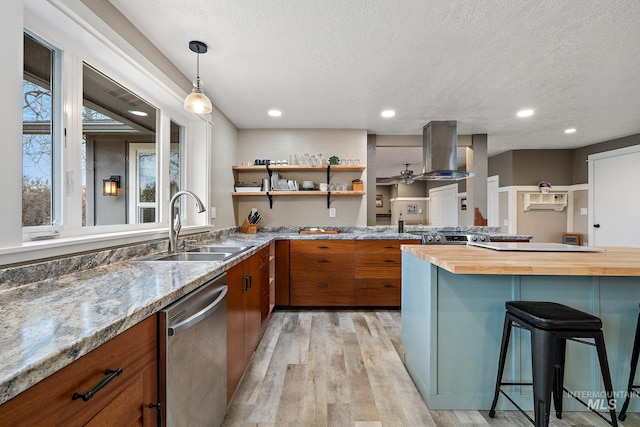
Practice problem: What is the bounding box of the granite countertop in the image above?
[402,244,640,276]
[0,226,520,404]
[0,229,426,405]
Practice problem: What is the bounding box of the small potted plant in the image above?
[538,180,551,193]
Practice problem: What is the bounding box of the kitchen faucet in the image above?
[168,190,206,252]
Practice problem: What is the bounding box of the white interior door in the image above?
[589,146,640,247]
[429,184,458,226]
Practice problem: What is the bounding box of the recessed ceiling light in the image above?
[268,110,282,117]
[517,109,534,118]
[128,110,148,117]
[381,110,396,118]
[564,128,577,134]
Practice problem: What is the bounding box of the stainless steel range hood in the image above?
[415,120,473,181]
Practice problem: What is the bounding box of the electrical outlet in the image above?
[329,208,336,218]
[580,208,588,215]
[210,207,216,219]
[503,219,509,226]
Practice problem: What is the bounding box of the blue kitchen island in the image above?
[400,243,640,412]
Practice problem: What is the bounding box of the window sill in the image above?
[1,225,214,267]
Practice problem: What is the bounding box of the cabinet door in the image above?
[0,316,158,427]
[244,252,262,365]
[275,240,290,306]
[259,245,272,331]
[226,260,248,403]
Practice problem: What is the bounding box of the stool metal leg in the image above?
[531,328,557,427]
[489,314,513,418]
[619,311,640,421]
[553,338,566,419]
[594,332,619,427]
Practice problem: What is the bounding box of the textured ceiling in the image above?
[110,0,640,171]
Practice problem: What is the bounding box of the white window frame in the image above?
[0,0,212,265]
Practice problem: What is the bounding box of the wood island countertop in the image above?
[401,244,640,276]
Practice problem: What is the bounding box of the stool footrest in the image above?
[496,388,534,425]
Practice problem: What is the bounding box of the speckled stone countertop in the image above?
[0,225,521,405]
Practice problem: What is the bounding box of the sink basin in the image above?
[188,245,253,254]
[151,252,233,262]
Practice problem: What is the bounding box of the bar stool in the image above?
[488,301,618,427]
[619,303,640,421]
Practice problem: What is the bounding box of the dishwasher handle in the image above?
[168,285,228,336]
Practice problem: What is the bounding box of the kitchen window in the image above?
[22,32,61,228]
[9,5,210,263]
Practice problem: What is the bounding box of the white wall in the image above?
[0,2,24,247]
[210,107,239,229]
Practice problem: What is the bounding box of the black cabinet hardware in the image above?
[316,283,329,288]
[72,368,123,401]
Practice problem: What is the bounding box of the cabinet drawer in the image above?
[290,253,354,277]
[290,277,355,306]
[0,316,157,427]
[355,239,417,254]
[355,252,401,279]
[355,279,401,306]
[290,240,354,255]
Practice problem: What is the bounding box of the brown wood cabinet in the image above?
[226,247,270,402]
[290,240,355,306]
[285,239,419,307]
[355,240,417,306]
[0,316,158,427]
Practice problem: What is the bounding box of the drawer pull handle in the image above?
[383,259,395,263]
[382,245,394,249]
[72,368,123,401]
[317,245,330,249]
[316,283,329,288]
[317,259,330,263]
[383,283,396,288]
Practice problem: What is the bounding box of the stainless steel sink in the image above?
[142,244,254,262]
[188,245,253,254]
[151,252,233,262]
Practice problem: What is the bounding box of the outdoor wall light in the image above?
[103,175,120,196]
[184,40,213,114]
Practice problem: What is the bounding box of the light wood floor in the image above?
[222,310,640,427]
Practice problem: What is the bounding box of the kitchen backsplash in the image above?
[0,229,236,292]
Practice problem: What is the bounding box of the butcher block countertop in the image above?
[401,244,640,276]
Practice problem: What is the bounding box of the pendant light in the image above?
[184,40,213,114]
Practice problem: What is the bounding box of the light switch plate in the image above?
[580,208,588,215]
[210,207,216,219]
[329,208,336,218]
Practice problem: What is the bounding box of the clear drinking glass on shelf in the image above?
[317,154,324,165]
[303,153,310,165]
[289,154,297,165]
[310,155,317,165]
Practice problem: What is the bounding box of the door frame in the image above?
[588,144,640,246]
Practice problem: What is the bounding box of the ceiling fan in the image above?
[381,163,417,184]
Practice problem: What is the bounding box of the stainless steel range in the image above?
[420,231,490,245]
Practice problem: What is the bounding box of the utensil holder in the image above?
[240,219,257,234]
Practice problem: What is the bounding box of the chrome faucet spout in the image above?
[168,190,206,252]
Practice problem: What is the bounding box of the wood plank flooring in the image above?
[222,310,640,427]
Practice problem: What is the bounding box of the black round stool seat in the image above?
[506,301,602,331]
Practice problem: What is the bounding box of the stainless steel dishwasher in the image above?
[159,273,227,427]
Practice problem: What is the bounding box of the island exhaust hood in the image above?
[415,120,474,181]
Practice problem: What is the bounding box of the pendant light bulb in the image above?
[184,41,213,115]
